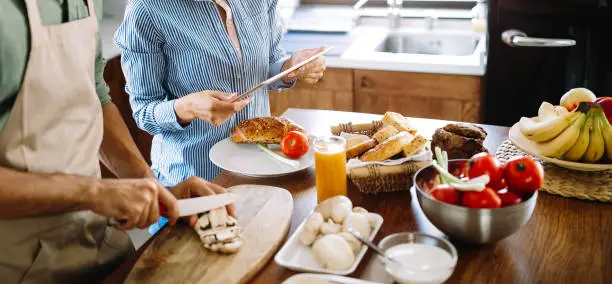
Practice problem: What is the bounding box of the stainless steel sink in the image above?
[375,32,480,56]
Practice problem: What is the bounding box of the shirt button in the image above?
[237,74,241,79]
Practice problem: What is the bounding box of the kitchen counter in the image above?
[99,4,486,75]
[282,5,486,76]
[105,108,612,284]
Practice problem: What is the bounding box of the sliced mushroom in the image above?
[194,207,242,253]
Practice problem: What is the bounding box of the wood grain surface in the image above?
[107,109,612,284]
[124,185,293,284]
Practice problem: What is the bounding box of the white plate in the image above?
[509,123,612,172]
[282,273,383,284]
[274,212,384,276]
[209,138,314,177]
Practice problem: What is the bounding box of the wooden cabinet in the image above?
[269,68,482,122]
[268,68,354,116]
[354,70,482,122]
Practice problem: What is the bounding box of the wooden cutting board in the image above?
[125,185,293,284]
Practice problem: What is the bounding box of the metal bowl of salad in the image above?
[413,149,539,244]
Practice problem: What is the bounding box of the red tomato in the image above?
[497,190,523,207]
[430,185,460,205]
[504,156,544,193]
[595,97,612,124]
[462,187,502,209]
[469,153,505,190]
[280,131,310,159]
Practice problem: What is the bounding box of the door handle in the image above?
[501,29,576,47]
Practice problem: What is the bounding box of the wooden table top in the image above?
[107,108,612,284]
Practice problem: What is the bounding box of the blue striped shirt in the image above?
[114,0,294,186]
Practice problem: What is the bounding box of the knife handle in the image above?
[159,202,168,217]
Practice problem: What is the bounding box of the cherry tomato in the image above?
[430,185,460,205]
[462,187,502,209]
[504,156,544,193]
[280,131,310,159]
[497,190,523,207]
[469,153,506,190]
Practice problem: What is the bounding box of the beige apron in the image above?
[0,0,133,283]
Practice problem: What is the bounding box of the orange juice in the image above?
[314,136,347,202]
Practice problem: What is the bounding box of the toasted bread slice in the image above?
[382,112,417,135]
[346,136,369,149]
[346,139,378,160]
[372,125,400,144]
[360,132,414,162]
[402,134,428,157]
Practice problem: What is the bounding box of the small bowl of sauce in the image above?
[378,232,457,284]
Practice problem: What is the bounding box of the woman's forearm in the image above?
[99,103,155,179]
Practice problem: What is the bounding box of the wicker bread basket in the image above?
[331,121,431,195]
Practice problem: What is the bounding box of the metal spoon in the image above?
[347,228,402,268]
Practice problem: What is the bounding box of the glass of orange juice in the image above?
[314,136,347,202]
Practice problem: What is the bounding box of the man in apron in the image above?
[0,1,232,282]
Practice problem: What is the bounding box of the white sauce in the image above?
[384,243,454,284]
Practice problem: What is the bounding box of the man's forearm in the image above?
[100,103,154,179]
[0,167,96,219]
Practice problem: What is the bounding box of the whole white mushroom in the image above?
[312,235,355,271]
[336,232,362,254]
[352,207,368,214]
[315,195,352,220]
[299,229,318,246]
[342,213,372,238]
[304,212,324,233]
[331,199,352,224]
[320,219,342,235]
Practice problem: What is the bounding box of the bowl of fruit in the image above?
[413,148,543,244]
[509,88,612,171]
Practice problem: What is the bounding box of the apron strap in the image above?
[86,0,97,19]
[23,0,43,41]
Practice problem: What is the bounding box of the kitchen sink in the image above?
[375,32,480,56]
[341,26,487,75]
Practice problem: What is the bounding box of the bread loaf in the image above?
[360,132,414,162]
[402,134,428,157]
[346,139,378,160]
[382,112,417,135]
[372,125,399,143]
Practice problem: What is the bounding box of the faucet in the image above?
[353,0,403,29]
[387,0,403,30]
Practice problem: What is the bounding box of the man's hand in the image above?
[89,178,179,230]
[282,46,327,84]
[174,91,252,126]
[168,177,236,227]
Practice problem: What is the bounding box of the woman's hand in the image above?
[168,177,236,227]
[282,46,327,84]
[175,91,252,126]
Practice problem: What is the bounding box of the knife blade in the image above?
[232,46,334,102]
[159,193,240,217]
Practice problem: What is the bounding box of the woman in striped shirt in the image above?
[115,0,326,186]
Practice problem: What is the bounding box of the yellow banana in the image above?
[564,112,591,161]
[519,111,580,142]
[582,111,605,163]
[596,109,612,161]
[535,113,586,158]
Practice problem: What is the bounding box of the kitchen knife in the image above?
[232,46,334,102]
[159,193,240,217]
